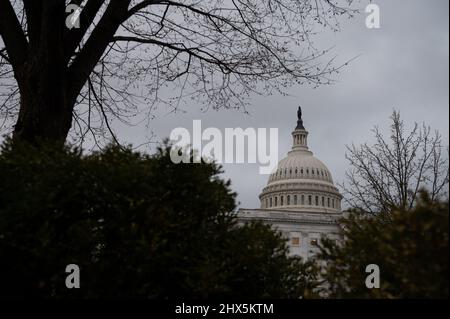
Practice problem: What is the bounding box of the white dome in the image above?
[259,109,342,213]
[268,150,334,184]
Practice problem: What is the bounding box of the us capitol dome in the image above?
[237,107,343,259]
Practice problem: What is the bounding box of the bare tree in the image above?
[341,111,449,215]
[0,0,357,146]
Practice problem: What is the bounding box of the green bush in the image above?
[317,193,449,298]
[0,140,317,298]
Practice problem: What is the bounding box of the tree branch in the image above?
[0,0,28,68]
[64,0,106,64]
[67,0,131,105]
[0,47,10,63]
[125,0,164,20]
[23,0,42,46]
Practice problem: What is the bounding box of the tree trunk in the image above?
[13,1,72,145]
[14,63,72,145]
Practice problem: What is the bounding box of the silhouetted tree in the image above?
[0,0,356,145]
[0,141,319,298]
[317,192,449,298]
[341,111,449,215]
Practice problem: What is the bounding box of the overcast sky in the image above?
[115,0,449,209]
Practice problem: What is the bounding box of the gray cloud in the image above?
[114,0,450,209]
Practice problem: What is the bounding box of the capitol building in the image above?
[237,107,343,260]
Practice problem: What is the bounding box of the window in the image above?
[301,168,304,174]
[287,195,291,205]
[310,238,318,246]
[294,195,298,205]
[322,196,325,206]
[308,195,312,205]
[327,197,330,207]
[265,198,268,208]
[275,197,278,206]
[301,195,305,205]
[332,199,335,208]
[270,197,273,207]
[281,196,284,206]
[315,196,319,206]
[291,237,300,246]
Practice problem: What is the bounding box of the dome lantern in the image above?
[292,106,310,152]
